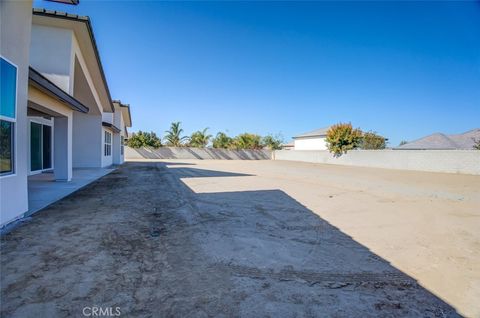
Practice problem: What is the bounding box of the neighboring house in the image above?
[397,129,480,150]
[1,1,132,226]
[293,127,331,150]
[281,140,294,150]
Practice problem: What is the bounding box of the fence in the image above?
[273,149,480,175]
[125,146,271,160]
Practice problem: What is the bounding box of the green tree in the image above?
[189,128,212,148]
[164,122,189,147]
[126,131,162,148]
[262,134,284,150]
[399,140,408,146]
[326,123,362,156]
[212,132,233,149]
[233,133,263,150]
[360,131,387,150]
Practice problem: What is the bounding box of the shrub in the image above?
[326,123,362,156]
[127,131,162,148]
[212,132,233,149]
[262,134,284,150]
[360,131,387,149]
[473,138,480,150]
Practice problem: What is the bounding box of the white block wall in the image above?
[273,150,480,175]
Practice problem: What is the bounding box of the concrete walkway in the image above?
[27,168,114,216]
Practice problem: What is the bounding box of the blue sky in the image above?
[35,0,480,146]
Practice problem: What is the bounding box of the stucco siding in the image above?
[30,25,73,92]
[294,137,327,150]
[0,0,32,226]
[72,112,102,168]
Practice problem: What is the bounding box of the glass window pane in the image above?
[31,122,42,171]
[42,125,52,169]
[0,58,17,119]
[0,120,14,174]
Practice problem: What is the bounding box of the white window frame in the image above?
[0,56,18,177]
[104,130,112,157]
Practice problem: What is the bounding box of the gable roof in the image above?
[32,8,114,112]
[293,127,331,139]
[397,129,480,150]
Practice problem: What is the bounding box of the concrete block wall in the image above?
[125,146,271,160]
[273,150,480,175]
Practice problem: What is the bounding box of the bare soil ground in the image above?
[1,160,479,317]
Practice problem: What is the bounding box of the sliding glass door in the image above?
[30,122,53,172]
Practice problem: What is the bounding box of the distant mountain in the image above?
[397,128,480,150]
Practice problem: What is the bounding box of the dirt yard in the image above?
[1,160,479,317]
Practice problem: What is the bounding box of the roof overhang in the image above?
[29,67,89,113]
[113,100,132,127]
[46,0,79,4]
[102,122,121,133]
[32,9,114,113]
[292,134,326,140]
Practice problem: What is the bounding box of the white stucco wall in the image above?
[294,136,328,150]
[274,150,480,175]
[30,25,73,92]
[102,112,113,124]
[72,112,102,168]
[0,0,32,226]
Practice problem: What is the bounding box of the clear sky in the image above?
[34,0,480,146]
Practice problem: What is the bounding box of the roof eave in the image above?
[29,66,89,113]
[102,121,121,133]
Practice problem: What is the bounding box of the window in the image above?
[104,131,112,156]
[121,138,124,155]
[0,57,17,175]
[0,120,14,174]
[30,122,53,172]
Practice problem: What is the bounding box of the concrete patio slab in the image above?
[27,168,114,216]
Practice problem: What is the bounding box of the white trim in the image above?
[103,130,112,157]
[0,55,18,177]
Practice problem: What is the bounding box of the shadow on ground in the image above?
[0,162,460,317]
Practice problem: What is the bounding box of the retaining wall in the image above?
[125,146,271,160]
[273,150,480,175]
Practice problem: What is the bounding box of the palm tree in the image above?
[164,122,189,147]
[233,133,262,150]
[189,128,212,148]
[212,132,233,149]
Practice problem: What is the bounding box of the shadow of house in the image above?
[164,163,460,317]
[0,161,460,317]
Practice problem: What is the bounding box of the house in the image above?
[293,127,331,150]
[281,140,294,150]
[397,129,480,150]
[1,1,132,227]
